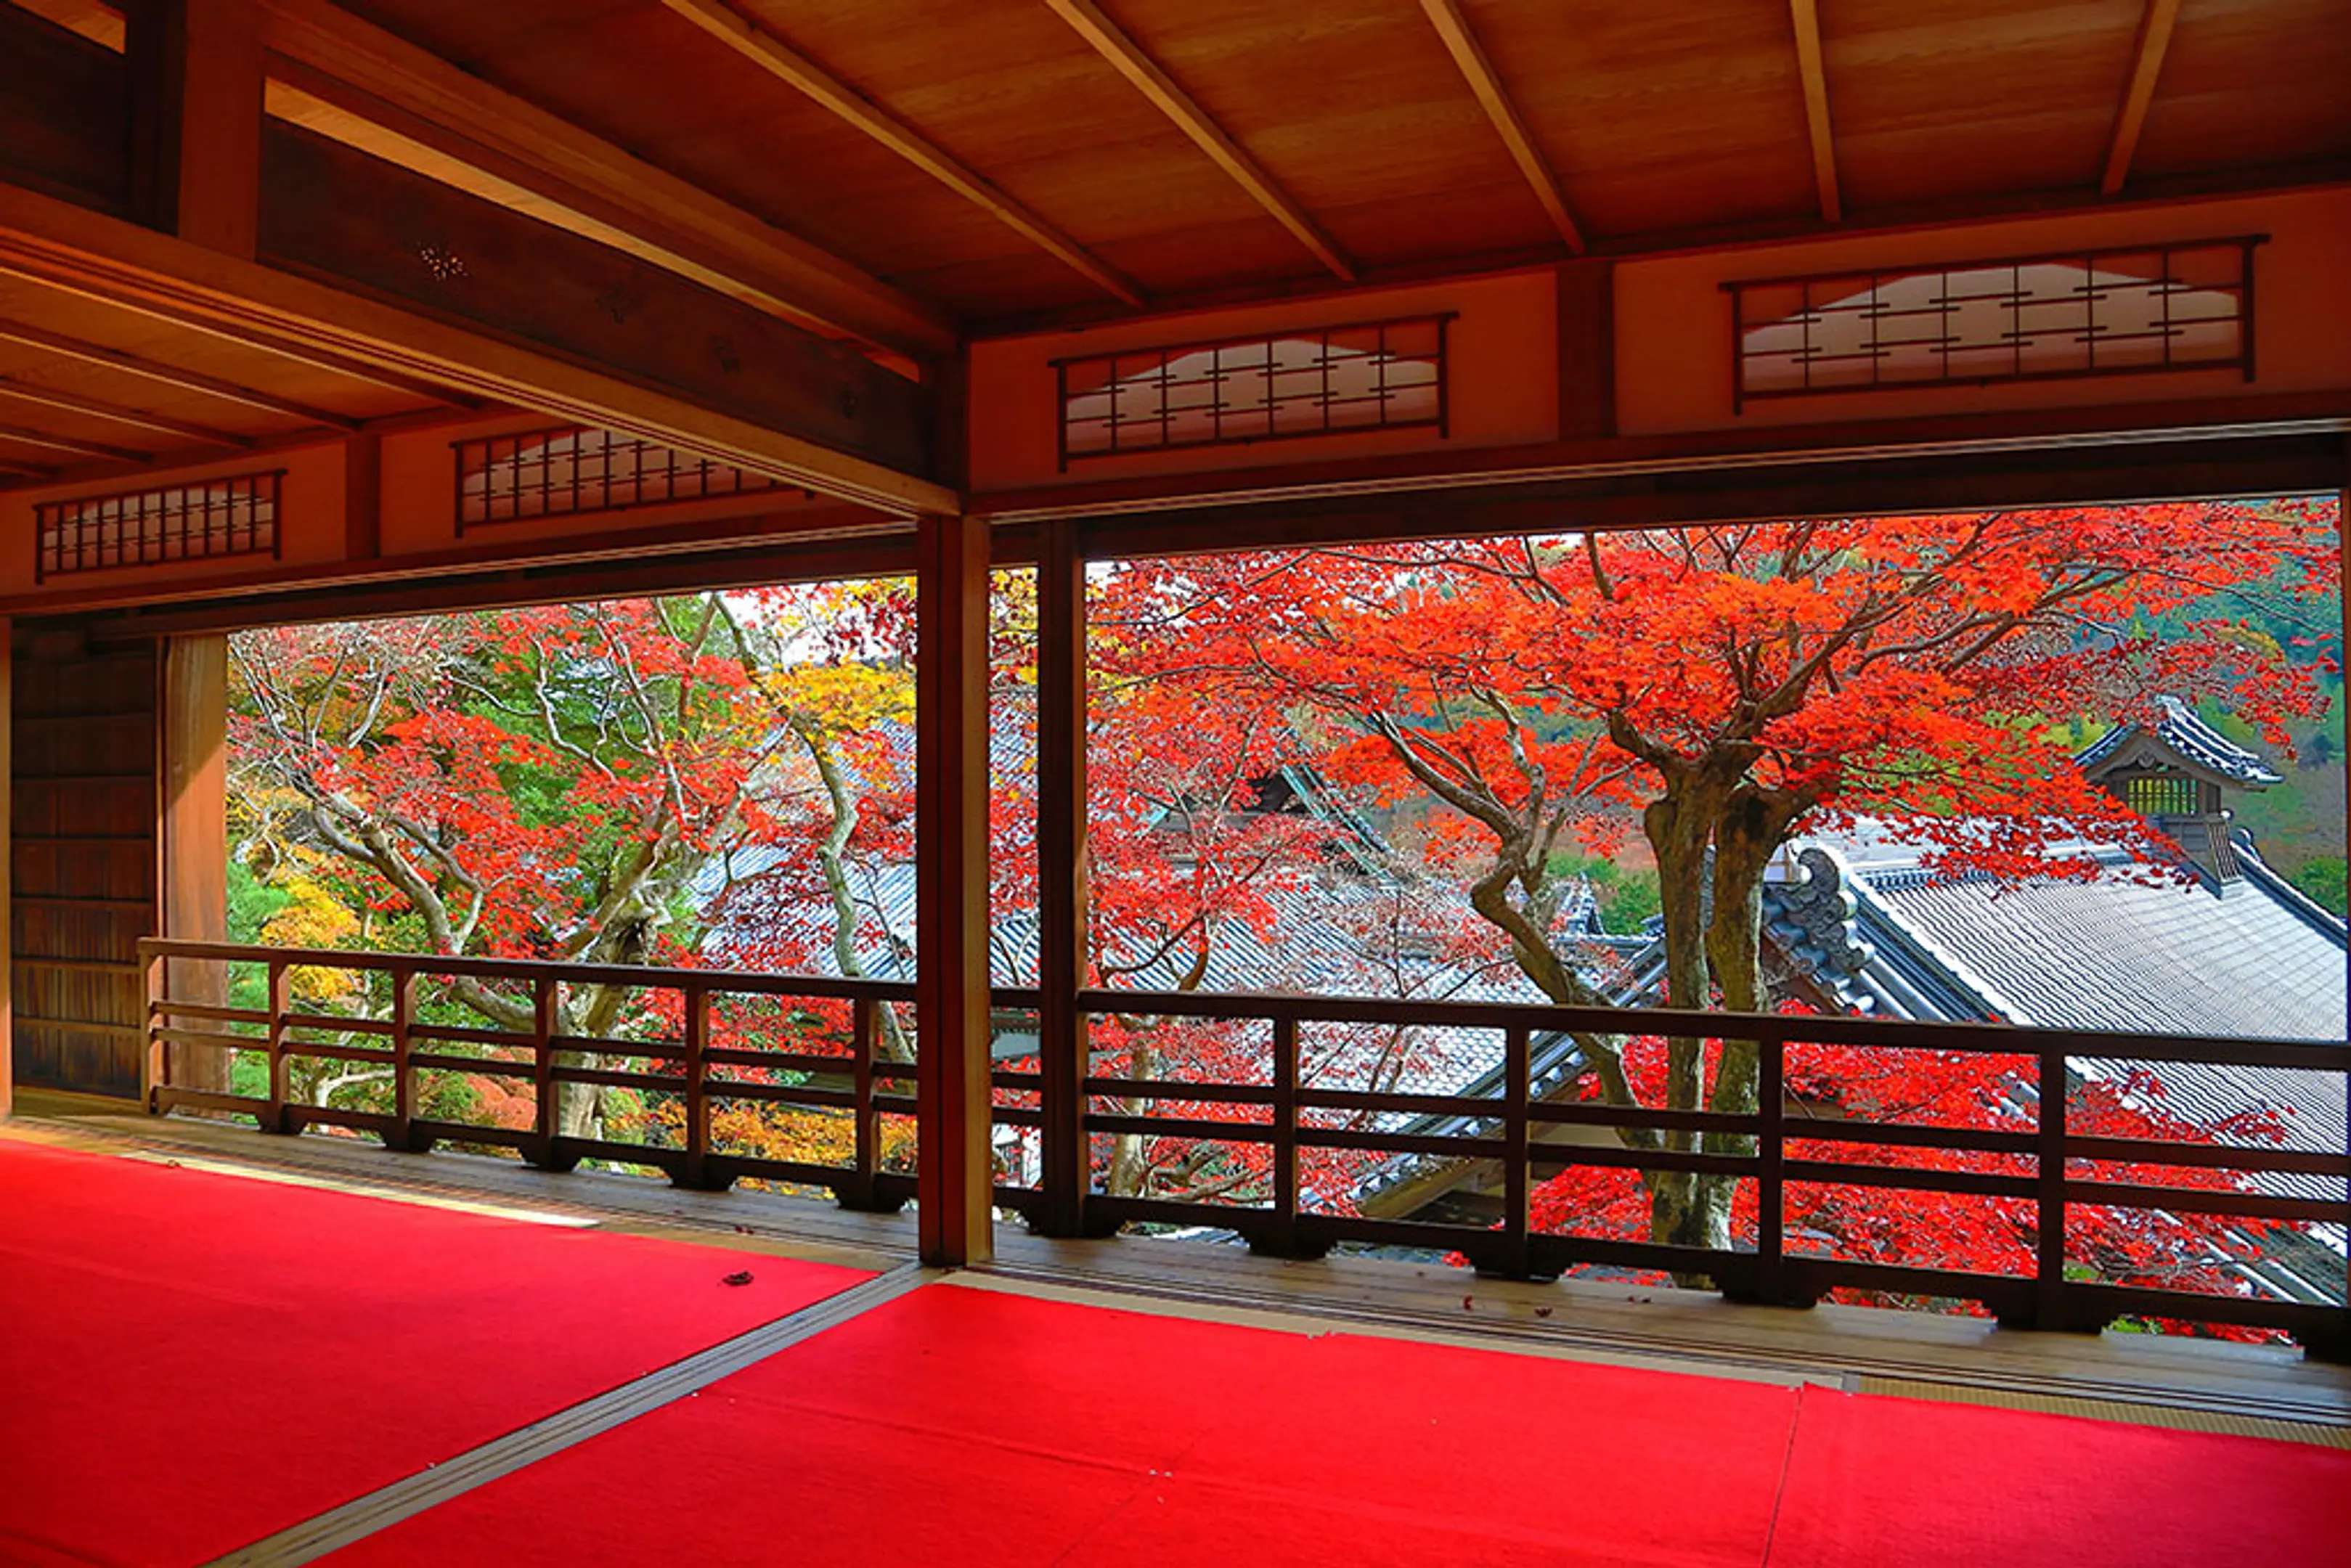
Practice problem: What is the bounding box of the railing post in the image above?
[1756,1028,1786,1304]
[1501,1024,1532,1279]
[1256,1013,1302,1258]
[843,995,880,1210]
[386,962,417,1152]
[677,979,712,1191]
[142,946,167,1111]
[259,959,288,1134]
[528,973,568,1171]
[2035,1043,2069,1330]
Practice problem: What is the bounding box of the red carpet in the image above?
[331,1283,1807,1567]
[330,1283,2351,1568]
[0,1141,871,1567]
[1766,1387,2351,1567]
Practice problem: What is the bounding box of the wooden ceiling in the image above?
[326,0,2351,328]
[0,266,465,483]
[1,0,2345,499]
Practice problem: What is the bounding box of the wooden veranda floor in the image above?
[9,1088,2347,1447]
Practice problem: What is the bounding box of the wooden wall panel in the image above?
[256,123,933,478]
[9,633,157,1100]
[0,2,133,216]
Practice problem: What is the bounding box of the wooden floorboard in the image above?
[9,1092,2347,1436]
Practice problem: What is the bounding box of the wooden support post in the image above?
[914,510,994,1267]
[162,634,231,1095]
[343,431,383,561]
[130,0,265,256]
[1036,516,1092,1236]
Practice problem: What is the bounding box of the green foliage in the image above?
[2290,857,2347,915]
[1549,852,1661,934]
[227,859,291,944]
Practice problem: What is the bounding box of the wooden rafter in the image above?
[1788,0,1841,224]
[1043,0,1356,282]
[0,373,250,447]
[1418,0,1583,253]
[0,250,473,409]
[258,0,958,357]
[656,0,1144,308]
[0,417,150,462]
[0,457,61,480]
[2103,0,2184,197]
[0,316,359,430]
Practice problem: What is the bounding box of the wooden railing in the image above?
[141,939,2349,1352]
[1070,988,2350,1353]
[141,939,920,1209]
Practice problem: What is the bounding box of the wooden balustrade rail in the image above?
[140,938,921,1210]
[139,939,2349,1353]
[1072,986,2350,1354]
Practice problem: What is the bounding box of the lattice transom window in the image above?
[1727,238,2258,410]
[1056,315,1449,466]
[2125,774,2202,818]
[35,470,282,581]
[455,426,780,530]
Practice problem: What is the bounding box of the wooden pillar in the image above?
[161,634,230,1093]
[343,432,383,561]
[1036,518,1091,1233]
[1557,257,1615,441]
[129,0,264,256]
[914,511,995,1265]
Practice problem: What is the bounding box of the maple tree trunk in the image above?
[1647,781,1804,1263]
[1642,785,1716,1256]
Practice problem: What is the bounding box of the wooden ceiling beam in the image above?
[0,418,152,463]
[1417,0,1583,254]
[656,0,1144,309]
[1788,0,1841,224]
[2102,0,2184,197]
[0,250,476,409]
[0,177,957,516]
[1043,0,1356,282]
[0,315,359,429]
[0,457,62,481]
[0,372,251,447]
[257,0,958,357]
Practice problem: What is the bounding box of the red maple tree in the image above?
[1094,499,2338,1315]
